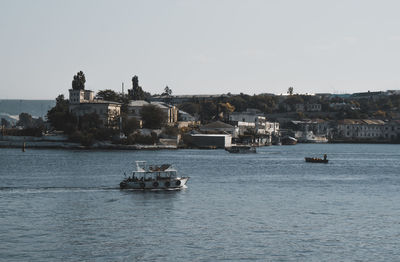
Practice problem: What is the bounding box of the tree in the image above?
[47,94,77,133]
[79,112,102,131]
[285,95,304,105]
[1,118,10,128]
[34,117,45,129]
[199,101,218,121]
[179,102,201,116]
[226,96,247,112]
[17,113,34,128]
[96,89,120,102]
[217,102,235,120]
[72,71,86,90]
[121,115,140,136]
[140,104,166,129]
[162,86,172,96]
[296,111,305,120]
[129,75,145,100]
[287,87,294,96]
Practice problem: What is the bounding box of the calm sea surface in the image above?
[1,144,400,261]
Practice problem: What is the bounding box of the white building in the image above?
[306,103,322,112]
[229,109,279,136]
[188,134,232,149]
[178,110,196,121]
[69,89,94,104]
[337,119,385,139]
[127,100,178,125]
[229,108,264,123]
[69,89,121,127]
[200,121,238,137]
[382,120,400,141]
[151,102,178,124]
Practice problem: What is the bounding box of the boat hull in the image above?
[225,146,256,153]
[305,157,328,163]
[120,177,189,190]
[281,136,297,145]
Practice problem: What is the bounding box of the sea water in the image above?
[1,144,400,261]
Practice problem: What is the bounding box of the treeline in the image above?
[1,113,45,137]
[178,93,279,121]
[177,93,400,121]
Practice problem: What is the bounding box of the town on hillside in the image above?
[1,71,400,149]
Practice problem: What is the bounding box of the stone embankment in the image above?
[0,135,178,150]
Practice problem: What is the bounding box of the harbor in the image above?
[1,144,400,261]
[2,1,400,261]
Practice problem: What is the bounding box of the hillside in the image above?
[0,99,55,123]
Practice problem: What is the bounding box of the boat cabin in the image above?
[131,161,178,181]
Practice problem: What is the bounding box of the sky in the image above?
[1,0,400,99]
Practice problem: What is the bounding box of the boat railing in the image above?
[133,169,178,179]
[135,161,147,172]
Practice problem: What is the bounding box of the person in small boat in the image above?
[323,154,327,160]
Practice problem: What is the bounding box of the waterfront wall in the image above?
[0,140,177,150]
[0,134,68,142]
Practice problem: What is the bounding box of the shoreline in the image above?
[0,141,178,150]
[1,140,399,150]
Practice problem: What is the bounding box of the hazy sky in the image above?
[1,0,400,99]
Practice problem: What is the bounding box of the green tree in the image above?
[129,75,146,100]
[121,115,140,136]
[178,102,200,116]
[96,89,120,102]
[199,101,218,121]
[17,113,33,128]
[47,94,77,133]
[225,96,247,112]
[72,71,86,90]
[285,95,304,105]
[162,86,172,96]
[1,118,10,128]
[296,111,305,120]
[79,112,102,131]
[140,104,166,129]
[33,117,45,129]
[96,89,130,113]
[287,87,294,96]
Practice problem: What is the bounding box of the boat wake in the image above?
[0,186,120,194]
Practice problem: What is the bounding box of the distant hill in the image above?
[0,99,55,123]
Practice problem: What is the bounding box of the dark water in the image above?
[1,144,400,261]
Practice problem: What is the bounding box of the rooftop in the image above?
[338,119,385,125]
[129,100,150,107]
[201,121,234,129]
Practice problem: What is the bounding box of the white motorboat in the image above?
[120,161,189,190]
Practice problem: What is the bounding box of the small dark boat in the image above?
[225,145,256,153]
[305,157,328,163]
